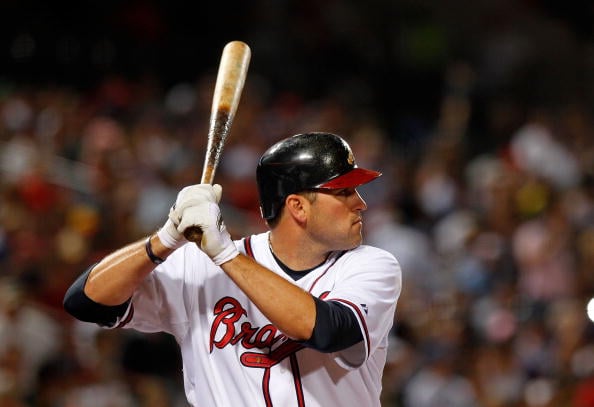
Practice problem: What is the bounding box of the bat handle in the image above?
[184,226,203,243]
[183,170,213,243]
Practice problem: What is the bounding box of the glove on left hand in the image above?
[169,184,239,266]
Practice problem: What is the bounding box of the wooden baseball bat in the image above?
[184,41,251,243]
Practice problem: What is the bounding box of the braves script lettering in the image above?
[210,296,286,352]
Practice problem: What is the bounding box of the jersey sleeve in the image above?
[121,243,213,340]
[325,246,402,369]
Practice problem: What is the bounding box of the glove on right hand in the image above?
[169,184,239,265]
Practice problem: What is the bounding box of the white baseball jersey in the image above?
[117,231,401,407]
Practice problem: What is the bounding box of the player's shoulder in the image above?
[334,245,402,292]
[337,244,401,271]
[234,231,270,254]
[349,244,398,261]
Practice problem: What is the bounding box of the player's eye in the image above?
[336,188,356,197]
[309,187,356,197]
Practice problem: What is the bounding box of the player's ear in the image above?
[285,194,309,224]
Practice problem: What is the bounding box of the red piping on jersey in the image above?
[243,235,306,407]
[329,297,371,359]
[115,303,134,328]
[306,252,372,360]
[306,250,346,293]
[262,368,273,407]
[243,235,254,258]
[290,354,305,406]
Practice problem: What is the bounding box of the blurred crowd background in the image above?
[1,1,594,406]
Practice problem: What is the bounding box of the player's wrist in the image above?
[146,232,180,265]
[157,219,186,249]
[145,235,166,265]
[211,239,239,266]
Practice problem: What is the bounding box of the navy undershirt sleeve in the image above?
[63,264,130,327]
[302,296,363,353]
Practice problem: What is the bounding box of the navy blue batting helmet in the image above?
[256,132,381,221]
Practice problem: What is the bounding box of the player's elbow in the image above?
[63,266,130,327]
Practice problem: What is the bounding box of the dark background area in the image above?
[1,2,594,406]
[2,0,592,136]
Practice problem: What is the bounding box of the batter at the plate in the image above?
[64,132,402,407]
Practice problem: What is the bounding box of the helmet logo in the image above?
[347,151,355,165]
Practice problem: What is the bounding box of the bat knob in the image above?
[184,226,203,243]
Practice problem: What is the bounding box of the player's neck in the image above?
[268,231,330,271]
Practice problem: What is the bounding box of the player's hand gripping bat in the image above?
[183,41,251,243]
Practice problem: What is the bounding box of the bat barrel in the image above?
[184,41,251,244]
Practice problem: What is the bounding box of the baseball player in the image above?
[64,132,402,407]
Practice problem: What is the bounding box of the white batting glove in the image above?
[170,184,239,266]
[157,217,186,249]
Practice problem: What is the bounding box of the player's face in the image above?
[307,187,368,250]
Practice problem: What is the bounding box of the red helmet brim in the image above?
[318,167,381,189]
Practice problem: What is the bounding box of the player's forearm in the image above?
[84,235,174,305]
[220,253,316,341]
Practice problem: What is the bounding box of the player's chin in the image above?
[338,240,361,252]
[351,238,363,249]
[335,232,362,251]
[353,220,364,235]
[348,230,364,249]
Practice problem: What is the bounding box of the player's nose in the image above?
[352,189,368,212]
